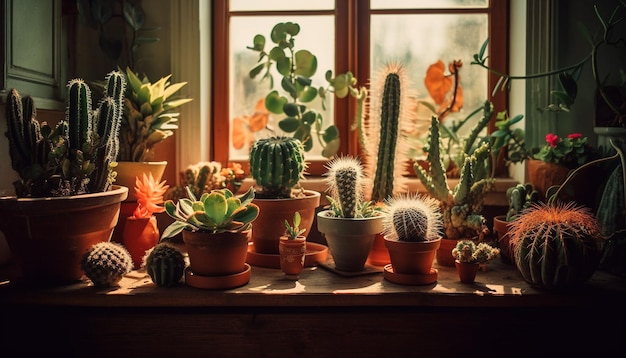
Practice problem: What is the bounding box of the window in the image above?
[212,0,509,176]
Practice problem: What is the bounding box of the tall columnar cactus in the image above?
[143,243,186,287]
[358,63,416,203]
[80,241,133,288]
[414,102,495,240]
[381,193,443,242]
[323,156,374,218]
[249,136,307,199]
[508,202,604,290]
[4,71,126,197]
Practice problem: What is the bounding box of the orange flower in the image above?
[133,173,170,219]
[231,98,270,150]
[425,60,452,105]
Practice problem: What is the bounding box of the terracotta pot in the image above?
[317,211,383,272]
[251,190,320,255]
[493,215,515,265]
[455,260,480,283]
[526,159,570,201]
[367,233,391,266]
[182,229,250,276]
[122,216,160,269]
[436,238,459,267]
[0,185,128,284]
[279,236,306,276]
[385,237,441,274]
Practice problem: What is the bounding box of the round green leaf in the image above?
[322,125,339,143]
[265,91,288,114]
[283,103,299,117]
[321,138,340,158]
[294,50,317,78]
[269,46,285,62]
[333,74,349,98]
[299,86,318,103]
[252,34,265,51]
[276,56,291,77]
[279,117,300,133]
[301,110,317,125]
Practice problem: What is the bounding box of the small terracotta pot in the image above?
[367,233,391,266]
[182,229,250,276]
[122,216,160,269]
[385,237,441,274]
[436,238,459,267]
[455,260,480,283]
[492,215,515,265]
[279,236,306,276]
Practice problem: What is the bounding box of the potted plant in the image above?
[142,242,187,287]
[381,193,443,285]
[247,136,321,259]
[121,172,169,269]
[160,186,259,289]
[81,241,134,288]
[452,240,500,283]
[508,201,605,290]
[414,105,496,267]
[0,71,129,284]
[279,211,307,279]
[493,183,540,264]
[317,156,383,272]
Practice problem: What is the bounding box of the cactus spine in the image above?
[249,136,306,199]
[81,242,133,288]
[509,202,604,290]
[143,243,186,287]
[323,156,372,218]
[382,193,442,242]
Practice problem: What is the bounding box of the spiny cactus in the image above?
[81,241,133,288]
[143,243,186,287]
[358,63,416,203]
[323,156,377,218]
[509,201,605,290]
[452,240,499,264]
[249,136,307,199]
[415,102,495,240]
[506,183,540,221]
[381,193,443,242]
[5,71,125,197]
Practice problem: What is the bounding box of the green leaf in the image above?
[265,91,288,114]
[294,50,317,78]
[278,117,300,132]
[301,110,316,125]
[283,103,299,117]
[252,34,265,51]
[298,86,318,103]
[281,77,297,98]
[558,72,578,100]
[322,125,339,143]
[276,56,291,77]
[203,192,228,225]
[334,73,349,98]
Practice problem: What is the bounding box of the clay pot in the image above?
[436,238,459,267]
[122,216,160,269]
[385,237,441,274]
[455,260,480,283]
[493,215,515,265]
[367,233,391,267]
[182,229,250,276]
[279,236,306,277]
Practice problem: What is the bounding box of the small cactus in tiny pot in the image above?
[382,193,443,242]
[81,242,133,288]
[284,212,306,240]
[452,240,500,264]
[142,243,186,287]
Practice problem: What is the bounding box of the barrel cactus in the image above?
[81,242,133,288]
[249,136,307,199]
[508,201,605,290]
[143,243,186,287]
[382,193,443,242]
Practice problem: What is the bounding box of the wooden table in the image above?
[1,259,625,357]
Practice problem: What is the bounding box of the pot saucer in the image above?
[184,264,250,289]
[383,264,438,285]
[246,242,328,269]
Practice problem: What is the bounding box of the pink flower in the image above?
[545,133,559,147]
[567,133,583,140]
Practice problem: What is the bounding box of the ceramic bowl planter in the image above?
[316,210,383,272]
[279,236,306,278]
[0,185,128,284]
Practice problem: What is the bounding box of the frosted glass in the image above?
[230,0,334,11]
[371,0,488,9]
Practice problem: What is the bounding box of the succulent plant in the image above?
[323,156,378,218]
[452,240,500,264]
[283,212,306,240]
[249,136,307,199]
[81,241,133,288]
[166,161,245,202]
[5,71,125,197]
[414,103,495,240]
[118,67,193,162]
[381,193,443,242]
[508,201,605,290]
[505,183,540,222]
[161,186,260,239]
[142,243,186,287]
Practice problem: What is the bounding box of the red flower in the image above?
[545,133,560,147]
[567,133,583,140]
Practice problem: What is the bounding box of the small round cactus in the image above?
[249,136,306,199]
[143,243,186,287]
[382,193,443,242]
[81,242,133,288]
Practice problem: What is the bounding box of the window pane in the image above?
[371,0,488,9]
[229,16,336,161]
[371,13,488,158]
[230,0,334,11]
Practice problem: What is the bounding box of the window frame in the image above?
[211,0,510,177]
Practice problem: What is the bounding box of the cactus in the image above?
[381,193,443,242]
[323,156,377,218]
[414,103,495,240]
[81,241,133,288]
[357,63,416,203]
[508,201,604,290]
[505,183,540,221]
[283,212,306,240]
[452,240,499,264]
[4,71,125,197]
[249,136,307,199]
[143,243,186,287]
